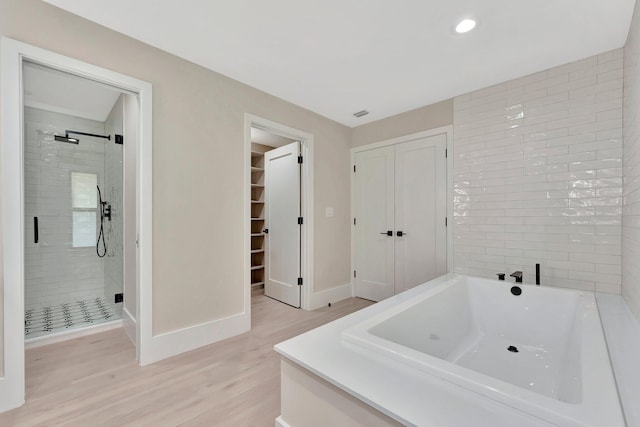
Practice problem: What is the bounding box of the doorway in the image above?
[22,61,131,344]
[351,129,453,302]
[245,115,314,310]
[1,38,153,412]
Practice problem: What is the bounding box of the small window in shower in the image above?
[71,172,97,248]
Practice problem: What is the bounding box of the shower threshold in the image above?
[25,297,121,339]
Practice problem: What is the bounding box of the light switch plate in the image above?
[325,207,334,218]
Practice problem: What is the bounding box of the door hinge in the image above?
[298,217,303,225]
[354,270,357,278]
[297,277,303,286]
[353,165,356,173]
[353,218,356,225]
[445,217,448,227]
[445,148,448,158]
[298,155,303,164]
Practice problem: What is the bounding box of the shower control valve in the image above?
[102,203,112,221]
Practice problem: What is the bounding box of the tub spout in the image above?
[510,271,523,283]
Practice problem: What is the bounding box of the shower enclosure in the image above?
[23,95,125,339]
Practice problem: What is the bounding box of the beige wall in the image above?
[0,0,352,355]
[623,0,640,322]
[350,99,453,147]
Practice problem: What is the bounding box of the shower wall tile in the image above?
[24,107,107,310]
[623,5,640,322]
[453,49,623,293]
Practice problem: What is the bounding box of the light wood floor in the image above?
[0,290,372,427]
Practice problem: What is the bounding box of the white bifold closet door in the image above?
[264,141,301,308]
[354,134,447,302]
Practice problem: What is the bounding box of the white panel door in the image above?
[264,142,301,308]
[354,146,395,301]
[394,135,447,293]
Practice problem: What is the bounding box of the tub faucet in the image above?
[510,271,523,283]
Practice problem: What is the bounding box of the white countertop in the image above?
[596,293,640,427]
[275,275,558,427]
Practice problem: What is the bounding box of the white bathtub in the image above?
[342,274,625,427]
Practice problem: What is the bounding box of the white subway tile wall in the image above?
[24,107,123,316]
[623,6,640,321]
[453,49,623,293]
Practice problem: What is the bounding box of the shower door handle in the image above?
[34,217,39,244]
[379,231,393,236]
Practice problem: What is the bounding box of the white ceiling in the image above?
[24,61,122,122]
[44,0,636,127]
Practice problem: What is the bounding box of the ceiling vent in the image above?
[353,110,369,118]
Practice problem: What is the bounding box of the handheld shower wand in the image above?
[96,185,111,258]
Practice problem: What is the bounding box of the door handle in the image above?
[379,231,393,236]
[396,231,407,237]
[34,217,39,243]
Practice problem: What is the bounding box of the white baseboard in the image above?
[123,308,136,345]
[275,416,292,427]
[25,319,123,349]
[308,283,353,311]
[0,377,24,413]
[141,311,250,365]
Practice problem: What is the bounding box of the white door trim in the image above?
[350,126,454,297]
[0,37,154,411]
[244,114,314,311]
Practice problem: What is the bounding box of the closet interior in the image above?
[250,143,269,288]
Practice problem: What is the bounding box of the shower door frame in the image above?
[0,37,154,412]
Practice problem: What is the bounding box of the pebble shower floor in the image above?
[25,297,116,338]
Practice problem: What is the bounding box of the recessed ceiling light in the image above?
[455,19,476,34]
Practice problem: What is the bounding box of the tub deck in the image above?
[276,274,629,427]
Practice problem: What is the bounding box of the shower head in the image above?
[54,135,79,144]
[54,130,111,144]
